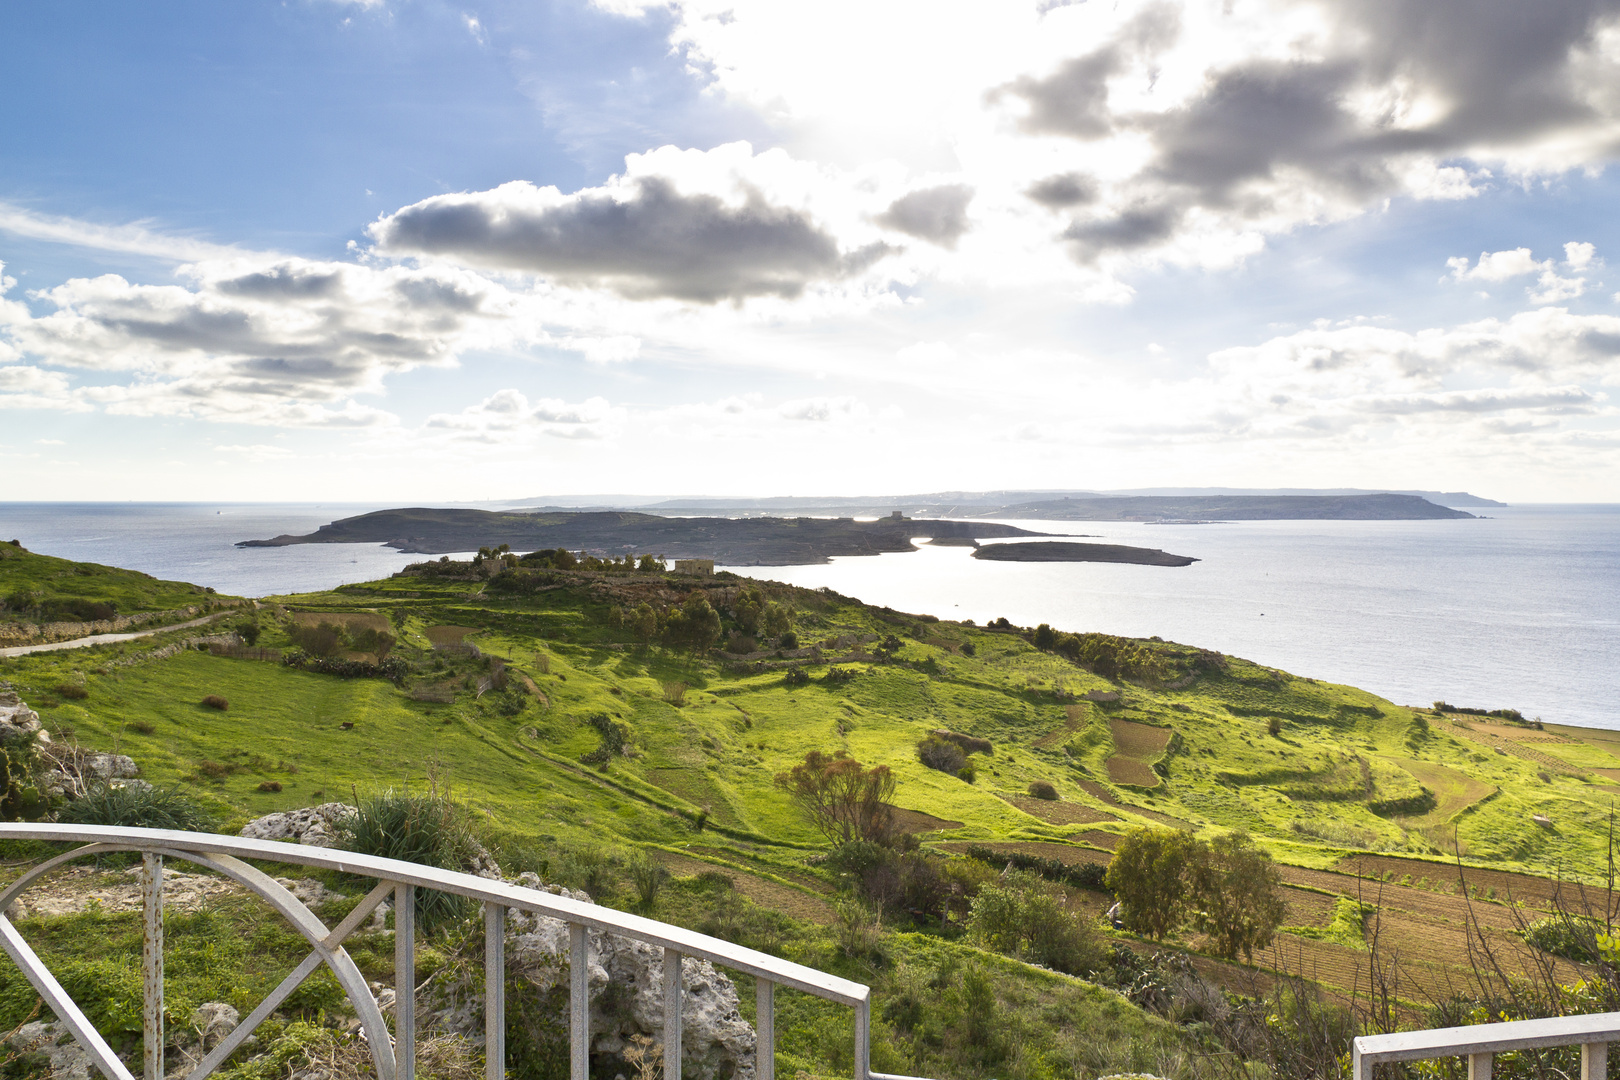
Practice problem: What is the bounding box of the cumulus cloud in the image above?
[424,390,625,442]
[875,185,975,248]
[0,254,529,426]
[369,145,901,302]
[629,0,1620,274]
[1446,243,1599,302]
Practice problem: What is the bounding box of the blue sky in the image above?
[4,0,1620,502]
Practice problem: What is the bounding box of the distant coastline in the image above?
[972,541,1199,567]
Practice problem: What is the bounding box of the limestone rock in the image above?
[419,874,756,1080]
[0,691,41,741]
[189,1002,240,1049]
[8,1021,98,1080]
[240,803,355,848]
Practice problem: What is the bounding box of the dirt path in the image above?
[0,612,231,658]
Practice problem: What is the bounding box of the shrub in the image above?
[202,695,228,711]
[662,681,688,706]
[59,783,214,831]
[1028,780,1059,800]
[257,780,283,793]
[959,641,975,657]
[55,683,88,701]
[580,713,631,767]
[782,667,810,687]
[775,750,896,845]
[916,736,967,775]
[957,764,976,783]
[779,630,798,649]
[129,721,155,735]
[1523,916,1602,963]
[628,856,670,911]
[337,788,478,927]
[967,870,1107,976]
[932,729,993,755]
[961,845,1106,890]
[823,667,856,686]
[1267,716,1282,736]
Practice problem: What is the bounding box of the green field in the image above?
[3,555,1618,1078]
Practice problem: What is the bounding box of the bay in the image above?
[723,505,1620,730]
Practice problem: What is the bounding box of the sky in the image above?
[4,0,1620,503]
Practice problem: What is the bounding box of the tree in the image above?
[629,603,658,646]
[1188,831,1286,961]
[1104,826,1205,940]
[775,750,896,845]
[1033,623,1056,650]
[676,592,722,653]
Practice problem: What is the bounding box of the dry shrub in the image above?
[130,721,156,735]
[1028,780,1059,800]
[202,695,228,711]
[55,683,88,700]
[662,681,688,706]
[257,780,283,793]
[195,759,242,780]
[932,729,993,755]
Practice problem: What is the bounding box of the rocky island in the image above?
[972,541,1199,566]
[239,508,1053,565]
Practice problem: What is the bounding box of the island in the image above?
[972,541,1199,566]
[239,509,1054,565]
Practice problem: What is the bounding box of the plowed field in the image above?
[999,794,1117,825]
[652,851,837,924]
[1106,718,1173,788]
[1387,759,1496,825]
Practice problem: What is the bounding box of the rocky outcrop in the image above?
[240,803,356,848]
[419,875,756,1080]
[7,1021,98,1080]
[0,690,41,741]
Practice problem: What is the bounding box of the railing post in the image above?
[1469,1052,1491,1079]
[663,949,683,1080]
[395,884,415,1080]
[570,923,589,1080]
[755,978,774,1080]
[485,903,505,1080]
[1583,1042,1606,1080]
[853,994,869,1080]
[1351,1044,1370,1080]
[141,852,163,1080]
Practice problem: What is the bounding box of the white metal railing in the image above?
[1353,1011,1620,1079]
[0,824,906,1080]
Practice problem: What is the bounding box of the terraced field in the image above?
[999,793,1117,825]
[1388,758,1497,826]
[1105,718,1173,787]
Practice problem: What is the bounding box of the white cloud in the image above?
[424,390,625,442]
[0,202,250,263]
[1446,244,1598,304]
[1448,248,1546,283]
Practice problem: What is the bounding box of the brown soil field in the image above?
[1449,720,1575,742]
[425,624,481,645]
[999,794,1118,826]
[652,851,837,924]
[684,846,833,895]
[1590,767,1620,783]
[1281,887,1337,927]
[1441,723,1583,775]
[936,840,1112,868]
[1072,830,1123,850]
[642,768,744,829]
[1105,718,1172,788]
[1109,718,1174,756]
[1333,854,1596,911]
[288,610,391,632]
[1106,757,1161,787]
[890,806,964,833]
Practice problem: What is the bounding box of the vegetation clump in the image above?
[58,782,214,831]
[202,695,229,711]
[1027,779,1059,800]
[337,786,477,926]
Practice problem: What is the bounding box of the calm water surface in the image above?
[724,506,1620,730]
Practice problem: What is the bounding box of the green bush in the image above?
[916,736,966,774]
[337,788,478,927]
[1028,780,1058,800]
[58,783,214,831]
[966,870,1107,976]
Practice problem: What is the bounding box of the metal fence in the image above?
[0,823,909,1080]
[1353,1011,1620,1079]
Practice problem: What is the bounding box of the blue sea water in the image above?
[1,502,1615,730]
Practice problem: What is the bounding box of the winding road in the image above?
[0,612,231,659]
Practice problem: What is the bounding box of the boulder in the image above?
[7,1021,98,1080]
[190,1002,241,1049]
[419,875,756,1080]
[0,691,42,741]
[240,803,356,848]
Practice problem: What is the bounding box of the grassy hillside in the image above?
[0,541,233,633]
[1,554,1614,1077]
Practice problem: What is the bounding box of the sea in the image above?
[2,502,1616,731]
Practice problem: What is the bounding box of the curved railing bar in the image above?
[0,842,128,910]
[171,851,395,1080]
[0,824,868,1005]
